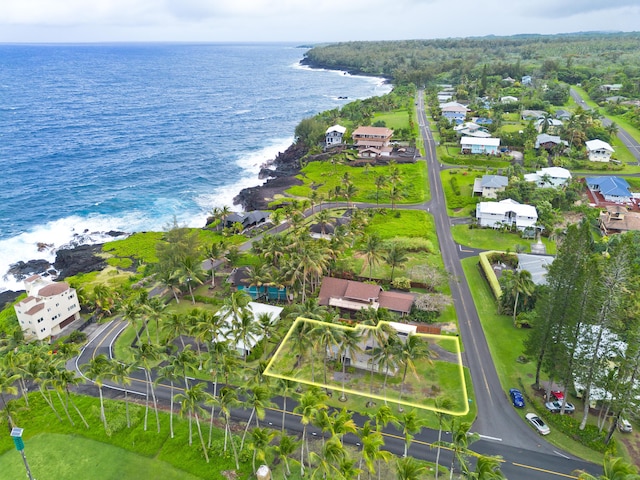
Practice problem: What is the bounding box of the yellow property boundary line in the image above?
[264,317,469,415]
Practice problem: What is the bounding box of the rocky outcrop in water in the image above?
[54,244,107,280]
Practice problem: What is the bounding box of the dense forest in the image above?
[302,33,640,88]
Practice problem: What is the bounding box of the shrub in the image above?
[391,277,411,291]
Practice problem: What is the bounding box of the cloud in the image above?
[527,0,639,17]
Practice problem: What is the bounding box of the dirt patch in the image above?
[619,436,640,469]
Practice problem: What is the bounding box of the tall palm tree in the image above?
[385,243,409,281]
[312,317,344,389]
[445,419,479,479]
[120,297,144,345]
[338,328,363,401]
[248,427,277,475]
[294,388,329,477]
[359,233,384,280]
[162,313,188,348]
[202,240,225,286]
[82,354,111,432]
[276,378,298,433]
[309,436,348,480]
[216,386,241,469]
[510,269,535,324]
[0,366,20,429]
[144,296,166,344]
[240,384,275,450]
[398,334,434,403]
[400,409,424,458]
[372,334,401,404]
[358,420,392,480]
[54,368,90,429]
[433,397,454,479]
[155,360,178,438]
[574,455,640,480]
[344,182,359,207]
[132,343,161,433]
[175,382,212,463]
[374,174,387,205]
[175,255,205,304]
[274,433,301,478]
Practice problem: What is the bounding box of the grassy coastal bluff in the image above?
[3,31,640,479]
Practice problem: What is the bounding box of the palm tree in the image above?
[51,367,89,429]
[240,384,275,450]
[312,317,344,390]
[294,388,329,476]
[389,185,404,210]
[144,296,166,344]
[396,456,426,480]
[469,455,507,479]
[399,409,424,458]
[274,433,301,478]
[175,382,212,463]
[276,378,298,433]
[374,174,387,205]
[217,386,241,469]
[0,366,20,429]
[338,327,363,401]
[358,420,392,480]
[309,436,348,480]
[433,397,454,479]
[120,297,144,345]
[157,268,182,303]
[175,255,205,304]
[202,240,224,286]
[249,427,277,475]
[372,333,401,404]
[510,269,535,324]
[344,183,359,207]
[445,419,479,479]
[359,233,384,280]
[155,360,178,438]
[162,312,188,348]
[574,455,640,480]
[398,334,434,403]
[82,354,111,432]
[132,343,161,433]
[385,243,408,282]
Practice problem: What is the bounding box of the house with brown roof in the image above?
[599,205,640,235]
[352,126,394,157]
[14,275,81,341]
[317,277,414,316]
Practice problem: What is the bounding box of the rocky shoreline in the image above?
[233,141,308,211]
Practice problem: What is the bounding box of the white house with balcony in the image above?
[585,139,615,162]
[14,275,81,341]
[524,167,572,188]
[325,124,347,147]
[460,137,501,155]
[476,198,538,230]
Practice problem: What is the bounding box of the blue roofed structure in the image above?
[586,176,633,203]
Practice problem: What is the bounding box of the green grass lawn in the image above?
[287,160,427,205]
[1,433,202,480]
[440,170,482,217]
[372,109,411,130]
[451,225,557,254]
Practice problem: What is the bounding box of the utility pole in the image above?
[10,427,35,480]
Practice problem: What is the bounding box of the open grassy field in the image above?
[286,160,428,205]
[451,224,557,254]
[1,433,202,480]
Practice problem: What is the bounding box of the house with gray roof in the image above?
[535,134,567,150]
[472,175,508,198]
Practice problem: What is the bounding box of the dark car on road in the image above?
[509,388,525,408]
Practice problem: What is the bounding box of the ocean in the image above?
[0,43,390,292]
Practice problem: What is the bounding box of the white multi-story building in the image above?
[585,139,614,162]
[14,275,81,341]
[325,124,347,147]
[476,198,538,231]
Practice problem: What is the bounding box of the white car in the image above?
[544,400,575,414]
[526,413,550,435]
[618,418,632,433]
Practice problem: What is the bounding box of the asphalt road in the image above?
[569,88,640,164]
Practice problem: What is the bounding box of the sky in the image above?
[0,0,638,43]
